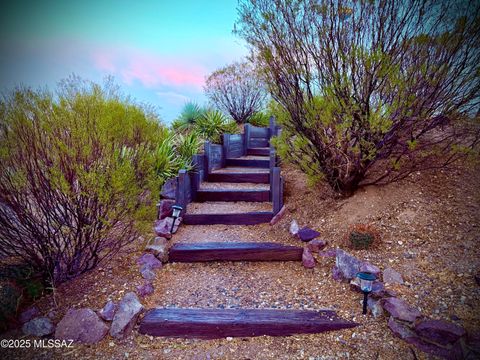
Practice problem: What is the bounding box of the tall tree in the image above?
[236,0,480,195]
[204,61,267,123]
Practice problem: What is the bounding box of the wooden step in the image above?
[139,308,358,339]
[196,189,270,202]
[184,212,273,225]
[169,242,303,262]
[208,172,269,183]
[226,158,269,168]
[247,147,270,156]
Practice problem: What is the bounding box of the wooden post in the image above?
[244,124,251,152]
[204,141,211,175]
[269,147,277,169]
[177,169,188,216]
[223,134,230,159]
[269,115,276,139]
[191,154,204,202]
[271,167,282,214]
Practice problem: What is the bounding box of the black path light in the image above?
[170,205,183,235]
[356,271,377,315]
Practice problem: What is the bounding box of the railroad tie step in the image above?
[139,308,358,339]
[247,147,270,156]
[207,172,269,183]
[168,242,303,262]
[183,212,274,225]
[225,158,270,168]
[196,189,270,202]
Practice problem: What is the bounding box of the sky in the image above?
[0,0,248,123]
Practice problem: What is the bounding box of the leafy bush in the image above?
[345,224,380,250]
[248,111,270,127]
[194,110,239,143]
[0,77,170,287]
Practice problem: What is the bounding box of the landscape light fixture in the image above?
[356,271,377,315]
[170,205,183,234]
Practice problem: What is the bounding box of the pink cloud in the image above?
[92,47,207,90]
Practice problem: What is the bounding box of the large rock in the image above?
[55,308,108,344]
[289,220,299,236]
[140,264,156,280]
[137,253,162,270]
[154,217,182,238]
[307,239,327,253]
[98,300,116,321]
[22,317,55,337]
[302,247,316,268]
[388,317,463,359]
[335,249,363,281]
[19,306,40,324]
[414,319,466,346]
[160,178,176,199]
[110,292,144,339]
[382,297,422,323]
[383,267,404,284]
[270,205,286,226]
[137,282,154,297]
[297,227,321,242]
[145,237,168,262]
[157,199,175,219]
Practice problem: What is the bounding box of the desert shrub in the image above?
[0,77,169,287]
[171,102,206,131]
[204,61,267,124]
[236,0,480,195]
[248,111,270,127]
[345,224,381,250]
[193,109,239,144]
[0,281,21,331]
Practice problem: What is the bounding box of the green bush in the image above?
[194,109,239,144]
[171,102,206,131]
[248,111,270,127]
[0,76,172,286]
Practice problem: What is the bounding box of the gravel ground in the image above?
[2,161,479,360]
[199,182,270,190]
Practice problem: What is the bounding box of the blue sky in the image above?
[0,0,248,123]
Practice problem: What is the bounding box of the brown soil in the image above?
[2,161,479,360]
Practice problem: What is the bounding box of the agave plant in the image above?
[247,111,270,127]
[153,137,181,180]
[194,110,239,144]
[172,102,205,131]
[174,132,201,169]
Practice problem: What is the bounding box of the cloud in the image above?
[92,47,207,91]
[156,91,189,105]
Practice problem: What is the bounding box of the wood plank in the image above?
[139,308,358,339]
[184,212,273,225]
[169,242,303,262]
[247,147,270,156]
[226,158,270,168]
[196,189,270,202]
[250,138,269,148]
[207,172,269,183]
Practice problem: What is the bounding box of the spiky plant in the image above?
[195,110,239,144]
[172,102,205,131]
[174,132,201,169]
[248,111,270,127]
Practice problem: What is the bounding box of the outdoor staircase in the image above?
[144,121,357,339]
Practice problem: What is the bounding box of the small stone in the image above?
[302,247,316,268]
[137,253,162,270]
[307,239,327,253]
[19,306,40,324]
[145,237,168,261]
[359,263,381,278]
[157,199,175,219]
[382,297,422,323]
[367,298,384,318]
[160,178,176,199]
[475,274,480,286]
[140,265,156,280]
[226,336,233,341]
[414,319,466,346]
[110,292,144,339]
[289,220,299,236]
[383,267,404,284]
[22,317,55,337]
[55,308,108,344]
[154,217,181,238]
[270,205,286,226]
[99,300,117,321]
[332,266,343,282]
[137,282,154,297]
[319,249,336,257]
[297,227,321,242]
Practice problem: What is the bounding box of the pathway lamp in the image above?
[356,272,377,315]
[170,205,183,235]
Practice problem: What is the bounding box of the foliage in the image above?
[248,111,270,127]
[0,281,21,331]
[194,109,239,144]
[171,102,206,131]
[236,0,480,195]
[345,224,381,250]
[205,61,267,123]
[0,76,171,287]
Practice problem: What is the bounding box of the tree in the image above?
[204,61,267,123]
[236,0,480,195]
[0,77,166,287]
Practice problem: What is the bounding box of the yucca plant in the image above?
[195,110,239,144]
[174,132,201,169]
[154,137,181,180]
[172,102,205,131]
